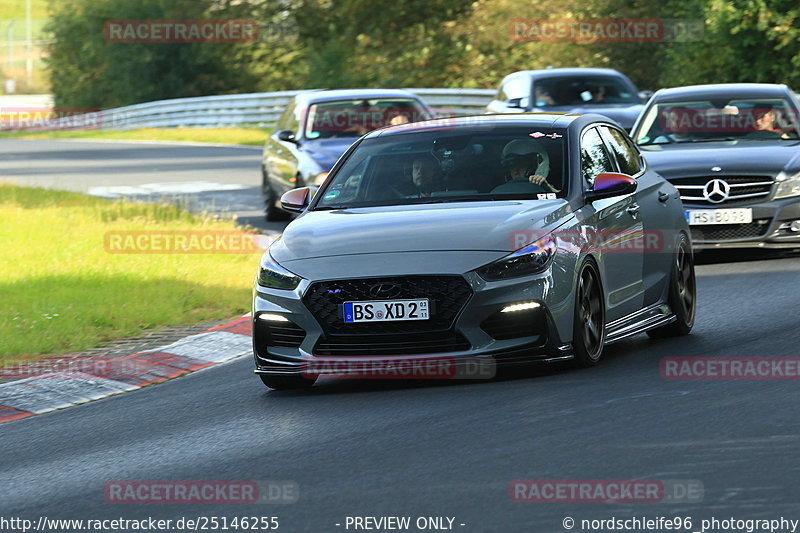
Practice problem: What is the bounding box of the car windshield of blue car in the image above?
[312,126,568,209]
[533,76,639,107]
[635,98,800,144]
[304,98,432,139]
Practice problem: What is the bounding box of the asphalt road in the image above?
[3,255,800,532]
[3,140,800,532]
[0,139,282,232]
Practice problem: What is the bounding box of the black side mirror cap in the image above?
[277,130,297,143]
[586,172,638,202]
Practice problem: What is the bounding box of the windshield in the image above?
[304,98,432,139]
[533,76,640,107]
[313,126,567,209]
[635,97,800,144]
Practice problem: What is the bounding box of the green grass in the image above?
[0,185,262,360]
[0,127,271,146]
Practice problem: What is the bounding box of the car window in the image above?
[313,126,568,209]
[534,76,639,107]
[599,126,642,176]
[634,97,800,144]
[581,127,615,188]
[304,98,431,139]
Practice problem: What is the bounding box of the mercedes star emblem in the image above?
[703,178,731,204]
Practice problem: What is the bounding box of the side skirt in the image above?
[604,303,675,345]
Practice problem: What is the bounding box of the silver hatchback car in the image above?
[253,114,695,389]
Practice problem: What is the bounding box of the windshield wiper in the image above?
[684,137,738,143]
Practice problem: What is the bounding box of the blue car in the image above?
[262,89,435,220]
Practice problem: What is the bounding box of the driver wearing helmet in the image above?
[500,138,560,194]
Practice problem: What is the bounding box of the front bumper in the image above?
[252,270,574,377]
[686,197,800,249]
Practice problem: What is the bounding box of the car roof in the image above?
[365,112,608,138]
[651,83,792,102]
[296,88,424,105]
[505,68,626,80]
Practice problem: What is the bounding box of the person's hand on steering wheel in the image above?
[528,174,560,193]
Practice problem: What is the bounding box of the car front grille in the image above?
[672,176,774,206]
[303,276,473,335]
[314,331,471,356]
[690,219,772,241]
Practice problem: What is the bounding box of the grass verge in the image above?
[0,127,271,146]
[0,185,261,360]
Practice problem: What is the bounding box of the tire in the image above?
[259,374,315,390]
[647,235,696,338]
[572,260,606,367]
[263,167,290,222]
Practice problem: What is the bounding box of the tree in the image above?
[46,0,263,108]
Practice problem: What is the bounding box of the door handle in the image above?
[658,191,670,203]
[626,204,640,217]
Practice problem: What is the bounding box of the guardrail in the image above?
[6,88,496,131]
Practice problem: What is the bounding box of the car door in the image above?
[599,125,674,306]
[580,126,645,321]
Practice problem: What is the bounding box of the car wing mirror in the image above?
[506,96,530,110]
[586,172,637,202]
[280,187,311,213]
[277,130,298,143]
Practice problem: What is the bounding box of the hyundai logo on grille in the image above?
[368,282,402,299]
[703,178,731,204]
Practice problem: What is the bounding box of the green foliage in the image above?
[45,0,800,108]
[662,0,800,88]
[46,0,263,108]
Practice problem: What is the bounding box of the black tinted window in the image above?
[581,127,614,187]
[600,126,641,175]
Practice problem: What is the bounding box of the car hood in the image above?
[271,200,573,263]
[640,141,800,178]
[535,104,644,128]
[300,138,358,170]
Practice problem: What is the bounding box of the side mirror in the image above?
[586,172,637,202]
[277,130,298,143]
[506,97,529,110]
[638,90,654,103]
[280,187,311,213]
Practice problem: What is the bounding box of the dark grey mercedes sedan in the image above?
[253,114,695,389]
[631,83,800,249]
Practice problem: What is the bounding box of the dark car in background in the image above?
[486,68,648,130]
[631,83,800,248]
[262,89,434,220]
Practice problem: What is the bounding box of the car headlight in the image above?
[310,172,329,186]
[775,171,800,199]
[477,235,557,281]
[257,253,301,290]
